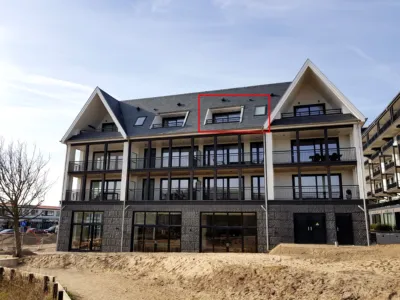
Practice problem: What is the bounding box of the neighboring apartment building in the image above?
[363,92,400,229]
[57,60,368,253]
[0,205,60,229]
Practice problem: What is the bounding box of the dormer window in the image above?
[212,112,240,124]
[162,117,185,128]
[101,122,118,132]
[204,106,244,125]
[151,111,189,129]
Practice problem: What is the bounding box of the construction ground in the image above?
[1,243,395,300]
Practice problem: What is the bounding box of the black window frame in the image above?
[160,177,199,200]
[203,144,244,166]
[101,122,118,132]
[250,142,264,164]
[200,212,257,253]
[203,176,244,200]
[290,138,340,163]
[70,211,104,252]
[251,176,265,200]
[161,146,198,168]
[211,111,241,124]
[90,179,121,201]
[91,150,123,171]
[292,174,343,199]
[293,104,325,117]
[162,116,185,128]
[134,116,147,126]
[131,211,182,252]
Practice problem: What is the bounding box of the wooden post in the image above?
[10,269,15,280]
[58,290,64,300]
[53,283,59,299]
[28,273,34,283]
[0,267,3,281]
[43,275,50,293]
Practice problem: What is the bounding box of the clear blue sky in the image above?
[0,0,399,205]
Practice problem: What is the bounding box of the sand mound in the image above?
[21,246,400,300]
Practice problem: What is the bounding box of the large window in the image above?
[251,142,264,164]
[162,117,185,128]
[162,147,194,168]
[203,177,243,200]
[251,176,265,200]
[90,180,121,200]
[101,122,118,132]
[294,104,325,117]
[293,174,342,199]
[291,138,339,163]
[70,211,103,251]
[212,112,241,124]
[204,144,243,166]
[92,151,123,170]
[201,212,257,253]
[143,148,156,168]
[132,212,181,252]
[160,178,198,200]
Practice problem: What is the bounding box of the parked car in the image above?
[0,229,15,235]
[44,225,58,234]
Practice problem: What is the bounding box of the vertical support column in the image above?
[353,123,370,246]
[324,128,332,199]
[213,135,218,200]
[265,133,274,200]
[296,130,302,200]
[101,143,108,201]
[61,144,73,201]
[167,138,172,200]
[120,141,130,201]
[145,140,152,199]
[238,135,242,201]
[103,143,108,170]
[82,144,90,201]
[189,137,194,200]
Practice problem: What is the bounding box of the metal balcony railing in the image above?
[199,153,264,167]
[206,116,241,124]
[363,110,400,150]
[281,108,342,118]
[385,161,395,171]
[375,187,383,194]
[372,168,381,178]
[273,148,356,164]
[387,181,398,190]
[127,187,265,201]
[274,185,360,200]
[64,189,121,201]
[68,159,123,172]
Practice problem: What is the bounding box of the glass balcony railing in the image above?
[273,148,356,164]
[274,185,359,200]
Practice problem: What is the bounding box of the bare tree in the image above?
[0,138,52,257]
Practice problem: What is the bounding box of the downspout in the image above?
[263,133,270,251]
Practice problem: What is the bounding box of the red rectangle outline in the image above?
[197,93,271,135]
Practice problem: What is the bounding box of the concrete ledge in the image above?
[0,258,18,268]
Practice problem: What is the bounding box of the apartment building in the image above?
[363,92,400,229]
[57,60,369,253]
[0,205,60,229]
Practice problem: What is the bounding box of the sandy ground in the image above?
[18,244,400,300]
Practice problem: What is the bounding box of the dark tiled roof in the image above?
[119,82,291,138]
[68,131,123,141]
[98,88,126,133]
[271,113,358,127]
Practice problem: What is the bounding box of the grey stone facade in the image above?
[57,200,368,252]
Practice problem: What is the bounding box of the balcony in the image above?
[64,189,121,201]
[387,181,398,190]
[281,108,342,119]
[366,175,371,182]
[205,115,241,124]
[375,187,383,194]
[372,168,381,179]
[128,187,264,201]
[274,185,360,200]
[273,148,356,164]
[384,161,395,173]
[130,152,264,170]
[68,159,123,172]
[367,191,375,198]
[363,109,400,150]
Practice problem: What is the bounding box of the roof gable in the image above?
[60,87,127,143]
[264,59,365,129]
